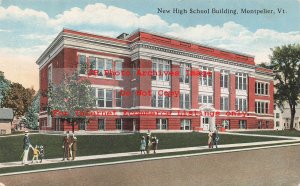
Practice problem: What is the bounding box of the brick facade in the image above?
[37,29,274,132]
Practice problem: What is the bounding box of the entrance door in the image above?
[202,117,210,131]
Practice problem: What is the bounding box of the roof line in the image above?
[128,28,255,58]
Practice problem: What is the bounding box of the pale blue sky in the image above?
[0,0,299,89]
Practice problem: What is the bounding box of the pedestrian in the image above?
[22,131,34,165]
[152,136,159,154]
[62,131,71,161]
[140,136,146,154]
[39,145,45,163]
[213,128,220,148]
[146,133,151,154]
[31,145,40,163]
[208,131,213,149]
[70,133,77,160]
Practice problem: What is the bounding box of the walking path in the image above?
[1,132,299,169]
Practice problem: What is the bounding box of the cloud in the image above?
[0,28,11,32]
[0,2,300,91]
[0,5,49,22]
[20,33,56,43]
[165,21,300,63]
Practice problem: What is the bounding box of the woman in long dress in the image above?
[208,131,213,148]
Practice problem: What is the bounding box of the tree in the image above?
[270,44,300,129]
[47,72,96,133]
[0,71,11,107]
[21,91,40,130]
[2,83,35,117]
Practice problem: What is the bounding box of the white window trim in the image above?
[152,58,171,82]
[220,96,229,111]
[235,72,247,91]
[96,88,113,108]
[235,97,247,111]
[255,100,270,114]
[156,119,168,130]
[180,91,191,109]
[116,118,123,130]
[180,119,191,130]
[199,66,213,87]
[220,70,229,89]
[179,63,191,85]
[151,89,171,108]
[255,81,269,96]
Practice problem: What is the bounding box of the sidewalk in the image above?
[0,135,299,169]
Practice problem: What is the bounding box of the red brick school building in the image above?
[37,29,274,132]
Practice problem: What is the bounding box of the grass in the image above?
[235,130,300,137]
[0,132,287,163]
[0,140,299,175]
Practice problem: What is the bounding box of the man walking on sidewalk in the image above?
[22,131,33,165]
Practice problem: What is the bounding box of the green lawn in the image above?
[235,130,300,137]
[0,132,286,163]
[0,140,299,175]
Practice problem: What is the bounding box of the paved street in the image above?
[1,145,300,186]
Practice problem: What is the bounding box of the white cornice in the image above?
[37,32,131,69]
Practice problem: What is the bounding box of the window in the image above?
[96,58,112,78]
[98,119,105,130]
[276,113,280,118]
[180,92,190,109]
[180,63,191,84]
[255,101,269,114]
[235,73,247,90]
[116,89,122,107]
[222,120,230,129]
[47,115,52,127]
[239,120,247,129]
[79,55,87,74]
[220,96,229,111]
[152,58,170,81]
[180,119,191,130]
[132,90,136,107]
[198,95,213,104]
[132,61,137,79]
[199,66,213,86]
[235,98,247,111]
[48,65,52,85]
[258,121,262,129]
[156,119,168,130]
[81,55,118,78]
[151,90,170,108]
[97,89,112,107]
[276,121,280,127]
[266,121,270,128]
[255,81,269,95]
[220,70,229,88]
[115,61,123,80]
[116,119,123,130]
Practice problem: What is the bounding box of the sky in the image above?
[0,0,299,90]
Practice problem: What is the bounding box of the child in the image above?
[39,145,45,163]
[32,145,40,163]
[140,136,146,154]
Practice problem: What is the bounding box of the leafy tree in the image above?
[0,71,11,107]
[270,44,300,129]
[2,83,35,117]
[21,91,40,130]
[47,72,96,133]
